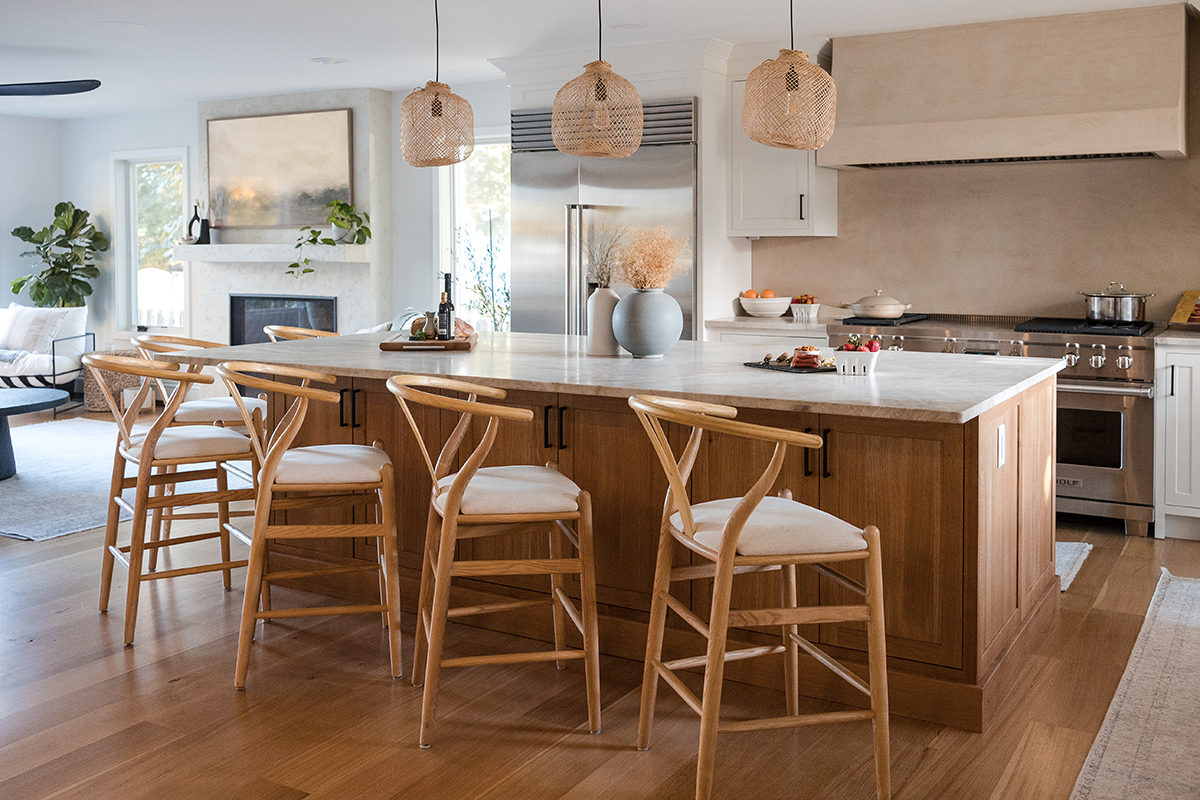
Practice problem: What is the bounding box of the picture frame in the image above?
[207,108,353,229]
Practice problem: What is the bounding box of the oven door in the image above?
[1055,379,1155,519]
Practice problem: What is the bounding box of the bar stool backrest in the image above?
[628,394,824,556]
[264,325,339,342]
[134,333,230,404]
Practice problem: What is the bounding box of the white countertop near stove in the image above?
[1155,329,1200,347]
[705,316,829,334]
[175,332,1065,425]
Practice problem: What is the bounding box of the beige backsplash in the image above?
[751,152,1200,323]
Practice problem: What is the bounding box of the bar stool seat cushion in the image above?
[675,496,867,557]
[175,396,266,424]
[124,426,252,462]
[434,465,580,516]
[275,444,392,485]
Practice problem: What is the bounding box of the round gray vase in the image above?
[611,288,683,358]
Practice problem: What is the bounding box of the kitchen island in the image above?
[177,332,1063,732]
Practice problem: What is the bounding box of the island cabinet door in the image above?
[689,407,823,646]
[816,415,965,670]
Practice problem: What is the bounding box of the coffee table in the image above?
[0,388,70,480]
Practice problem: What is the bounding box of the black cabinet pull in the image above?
[351,389,361,429]
[799,193,806,221]
[821,428,831,478]
[803,426,813,477]
[339,388,350,428]
[1171,364,1176,397]
[557,406,567,450]
[543,405,554,448]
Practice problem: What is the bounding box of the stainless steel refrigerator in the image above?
[509,101,697,338]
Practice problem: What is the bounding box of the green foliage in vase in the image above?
[455,228,510,331]
[10,201,110,308]
[285,200,372,277]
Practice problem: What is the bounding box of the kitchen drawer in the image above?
[718,331,828,350]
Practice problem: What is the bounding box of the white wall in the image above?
[60,108,199,346]
[0,115,63,306]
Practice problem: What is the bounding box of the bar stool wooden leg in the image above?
[577,491,601,734]
[377,469,403,679]
[98,447,125,613]
[637,517,678,751]
[122,468,154,645]
[411,506,440,688]
[216,463,233,589]
[235,489,273,689]
[418,516,460,748]
[781,563,800,717]
[549,526,569,670]
[694,555,737,800]
[148,465,168,572]
[864,526,892,798]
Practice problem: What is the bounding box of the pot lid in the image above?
[852,289,905,306]
[1079,281,1155,299]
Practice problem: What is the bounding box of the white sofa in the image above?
[0,303,92,389]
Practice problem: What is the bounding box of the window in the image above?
[447,141,511,331]
[112,148,188,332]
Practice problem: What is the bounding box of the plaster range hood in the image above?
[816,4,1189,169]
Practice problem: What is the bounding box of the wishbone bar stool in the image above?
[263,325,338,342]
[82,353,257,646]
[629,394,891,800]
[386,374,600,748]
[217,360,401,689]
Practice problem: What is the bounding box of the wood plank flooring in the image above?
[4,412,1199,799]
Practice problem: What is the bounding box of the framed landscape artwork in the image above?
[208,109,353,228]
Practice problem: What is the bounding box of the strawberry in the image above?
[857,345,870,352]
[867,340,881,352]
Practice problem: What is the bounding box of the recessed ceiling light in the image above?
[94,21,149,33]
[311,57,348,65]
[611,22,645,30]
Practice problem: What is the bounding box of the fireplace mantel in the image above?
[173,243,371,264]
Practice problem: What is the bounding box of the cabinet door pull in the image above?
[798,193,806,221]
[351,389,361,429]
[557,406,567,450]
[339,388,350,428]
[543,405,554,449]
[821,428,831,478]
[1171,364,1176,397]
[803,426,813,477]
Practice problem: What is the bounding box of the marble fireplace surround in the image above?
[178,88,393,345]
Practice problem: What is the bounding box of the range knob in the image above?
[1090,343,1107,369]
[1116,345,1134,370]
[1008,340,1023,357]
[942,337,957,353]
[889,335,904,352]
[1063,343,1080,367]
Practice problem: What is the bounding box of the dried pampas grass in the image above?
[616,226,688,289]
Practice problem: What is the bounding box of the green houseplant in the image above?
[285,199,372,277]
[10,201,110,307]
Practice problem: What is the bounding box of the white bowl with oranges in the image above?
[739,290,791,317]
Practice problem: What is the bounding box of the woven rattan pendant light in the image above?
[552,0,643,159]
[400,0,474,167]
[742,0,836,150]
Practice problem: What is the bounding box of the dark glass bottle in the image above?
[437,274,455,340]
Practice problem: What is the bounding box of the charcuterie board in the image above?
[742,361,835,375]
[380,333,478,352]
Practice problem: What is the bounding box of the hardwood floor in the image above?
[3,406,1198,798]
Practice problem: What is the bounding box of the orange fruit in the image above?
[760,289,775,298]
[743,289,759,298]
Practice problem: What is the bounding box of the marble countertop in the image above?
[1156,329,1200,347]
[177,332,1064,424]
[705,316,830,333]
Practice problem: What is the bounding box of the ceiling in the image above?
[0,0,1174,119]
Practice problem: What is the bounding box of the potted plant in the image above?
[10,201,110,307]
[285,199,372,277]
[610,226,688,358]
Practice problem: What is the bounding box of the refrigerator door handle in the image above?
[566,205,585,336]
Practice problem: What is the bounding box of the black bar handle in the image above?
[351,389,361,429]
[798,193,806,221]
[543,405,554,448]
[803,427,813,477]
[1171,364,1176,397]
[339,388,350,427]
[557,406,567,450]
[821,428,831,478]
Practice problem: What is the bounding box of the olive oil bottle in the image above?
[437,273,455,340]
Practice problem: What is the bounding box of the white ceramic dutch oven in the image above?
[835,289,912,319]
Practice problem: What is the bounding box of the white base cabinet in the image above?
[1154,337,1200,539]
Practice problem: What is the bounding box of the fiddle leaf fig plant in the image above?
[11,201,110,307]
[285,199,372,277]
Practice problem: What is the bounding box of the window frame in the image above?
[110,147,190,337]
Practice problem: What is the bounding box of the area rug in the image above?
[1071,569,1200,799]
[1057,541,1093,591]
[0,418,248,542]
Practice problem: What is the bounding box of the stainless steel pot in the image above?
[835,289,912,319]
[1079,282,1154,323]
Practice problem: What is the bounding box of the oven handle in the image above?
[1057,379,1154,399]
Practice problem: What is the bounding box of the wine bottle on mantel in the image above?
[437,273,455,340]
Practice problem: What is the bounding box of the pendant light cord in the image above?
[789,0,794,50]
[435,0,440,83]
[598,0,603,61]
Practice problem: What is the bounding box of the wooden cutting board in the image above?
[379,333,477,352]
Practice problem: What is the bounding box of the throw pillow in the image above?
[52,306,89,362]
[0,303,70,354]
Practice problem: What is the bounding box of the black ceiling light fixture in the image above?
[0,79,102,97]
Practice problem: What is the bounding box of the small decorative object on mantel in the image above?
[284,199,371,277]
[400,0,474,168]
[742,0,836,151]
[584,222,626,357]
[610,226,687,358]
[552,0,643,159]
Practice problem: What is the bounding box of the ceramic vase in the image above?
[611,288,683,358]
[586,287,621,357]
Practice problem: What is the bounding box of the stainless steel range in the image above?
[828,314,1157,536]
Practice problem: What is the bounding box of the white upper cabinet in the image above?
[727,79,837,238]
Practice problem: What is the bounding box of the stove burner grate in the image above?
[1013,318,1154,336]
[840,313,930,327]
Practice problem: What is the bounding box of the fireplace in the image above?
[230,294,337,345]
